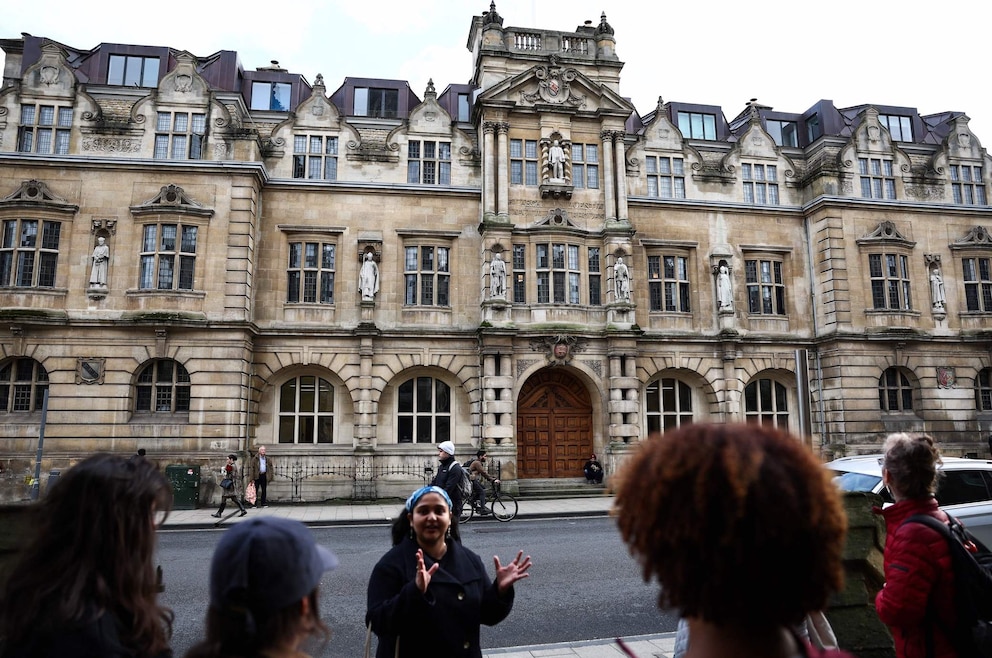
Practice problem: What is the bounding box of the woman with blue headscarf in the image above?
[365,486,532,658]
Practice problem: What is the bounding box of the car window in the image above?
[831,471,882,494]
[937,470,992,506]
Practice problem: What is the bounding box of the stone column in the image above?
[354,333,377,446]
[601,130,616,221]
[496,122,510,220]
[483,122,497,220]
[613,131,629,221]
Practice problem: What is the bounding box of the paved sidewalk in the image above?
[163,494,677,658]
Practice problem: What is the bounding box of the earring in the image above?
[445,526,451,539]
[409,527,415,540]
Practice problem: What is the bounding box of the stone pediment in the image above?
[294,73,342,129]
[0,179,78,212]
[478,57,632,116]
[856,220,915,248]
[130,184,214,218]
[950,226,992,251]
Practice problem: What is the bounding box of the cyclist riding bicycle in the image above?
[465,449,500,515]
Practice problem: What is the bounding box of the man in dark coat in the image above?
[430,441,464,515]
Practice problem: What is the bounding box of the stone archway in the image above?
[516,368,593,479]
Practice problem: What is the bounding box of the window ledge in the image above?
[129,413,191,424]
[126,289,206,299]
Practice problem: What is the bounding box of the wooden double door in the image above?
[516,369,593,479]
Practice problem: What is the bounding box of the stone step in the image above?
[514,478,608,499]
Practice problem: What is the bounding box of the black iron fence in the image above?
[268,455,501,503]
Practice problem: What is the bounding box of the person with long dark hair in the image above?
[0,453,174,657]
[185,517,337,658]
[366,485,532,658]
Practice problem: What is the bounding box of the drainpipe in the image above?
[803,216,829,449]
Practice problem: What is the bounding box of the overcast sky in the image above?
[2,0,989,141]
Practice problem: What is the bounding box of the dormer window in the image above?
[108,55,159,87]
[354,87,398,118]
[765,120,798,147]
[677,112,716,140]
[251,82,291,111]
[879,114,913,142]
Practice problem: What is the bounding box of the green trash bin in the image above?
[165,465,201,510]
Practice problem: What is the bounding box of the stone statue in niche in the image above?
[490,252,507,298]
[930,265,946,311]
[89,236,110,288]
[614,256,631,302]
[359,251,379,301]
[717,263,733,311]
[548,140,566,181]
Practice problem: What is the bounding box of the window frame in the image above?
[292,134,338,180]
[765,120,798,147]
[963,256,992,312]
[108,54,160,87]
[744,377,790,429]
[744,257,787,316]
[859,157,897,200]
[879,114,914,142]
[407,140,451,185]
[645,377,694,433]
[510,138,539,186]
[868,252,913,311]
[570,143,599,190]
[977,368,992,412]
[0,357,49,413]
[277,374,335,444]
[677,111,717,140]
[353,87,399,119]
[951,164,987,206]
[404,243,451,307]
[0,218,61,288]
[250,81,292,111]
[134,359,191,415]
[396,376,451,444]
[878,367,914,413]
[644,154,686,199]
[153,111,206,160]
[138,221,199,292]
[17,103,73,155]
[647,253,691,313]
[287,240,336,304]
[741,162,780,205]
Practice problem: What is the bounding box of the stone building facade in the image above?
[1,4,991,502]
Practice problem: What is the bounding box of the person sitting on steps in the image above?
[466,449,499,515]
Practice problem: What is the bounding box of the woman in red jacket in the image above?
[875,432,958,658]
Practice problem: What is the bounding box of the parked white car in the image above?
[825,454,992,547]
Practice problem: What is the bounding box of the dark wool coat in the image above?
[431,456,465,513]
[875,497,959,658]
[366,536,514,658]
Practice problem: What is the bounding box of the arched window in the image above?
[976,368,992,412]
[135,360,190,413]
[278,375,334,444]
[879,367,914,412]
[744,378,789,428]
[645,378,693,433]
[397,376,450,443]
[0,358,49,412]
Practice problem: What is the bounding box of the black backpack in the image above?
[903,513,992,658]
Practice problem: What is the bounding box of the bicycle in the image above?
[459,480,517,523]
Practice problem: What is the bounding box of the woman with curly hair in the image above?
[615,423,851,658]
[875,432,957,658]
[0,453,174,657]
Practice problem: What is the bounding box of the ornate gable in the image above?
[130,184,214,218]
[950,226,992,251]
[0,179,78,212]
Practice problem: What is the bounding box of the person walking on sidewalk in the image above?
[430,441,466,519]
[212,454,246,518]
[366,486,532,658]
[248,445,275,508]
[615,423,852,658]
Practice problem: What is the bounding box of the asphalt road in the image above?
[157,516,675,657]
